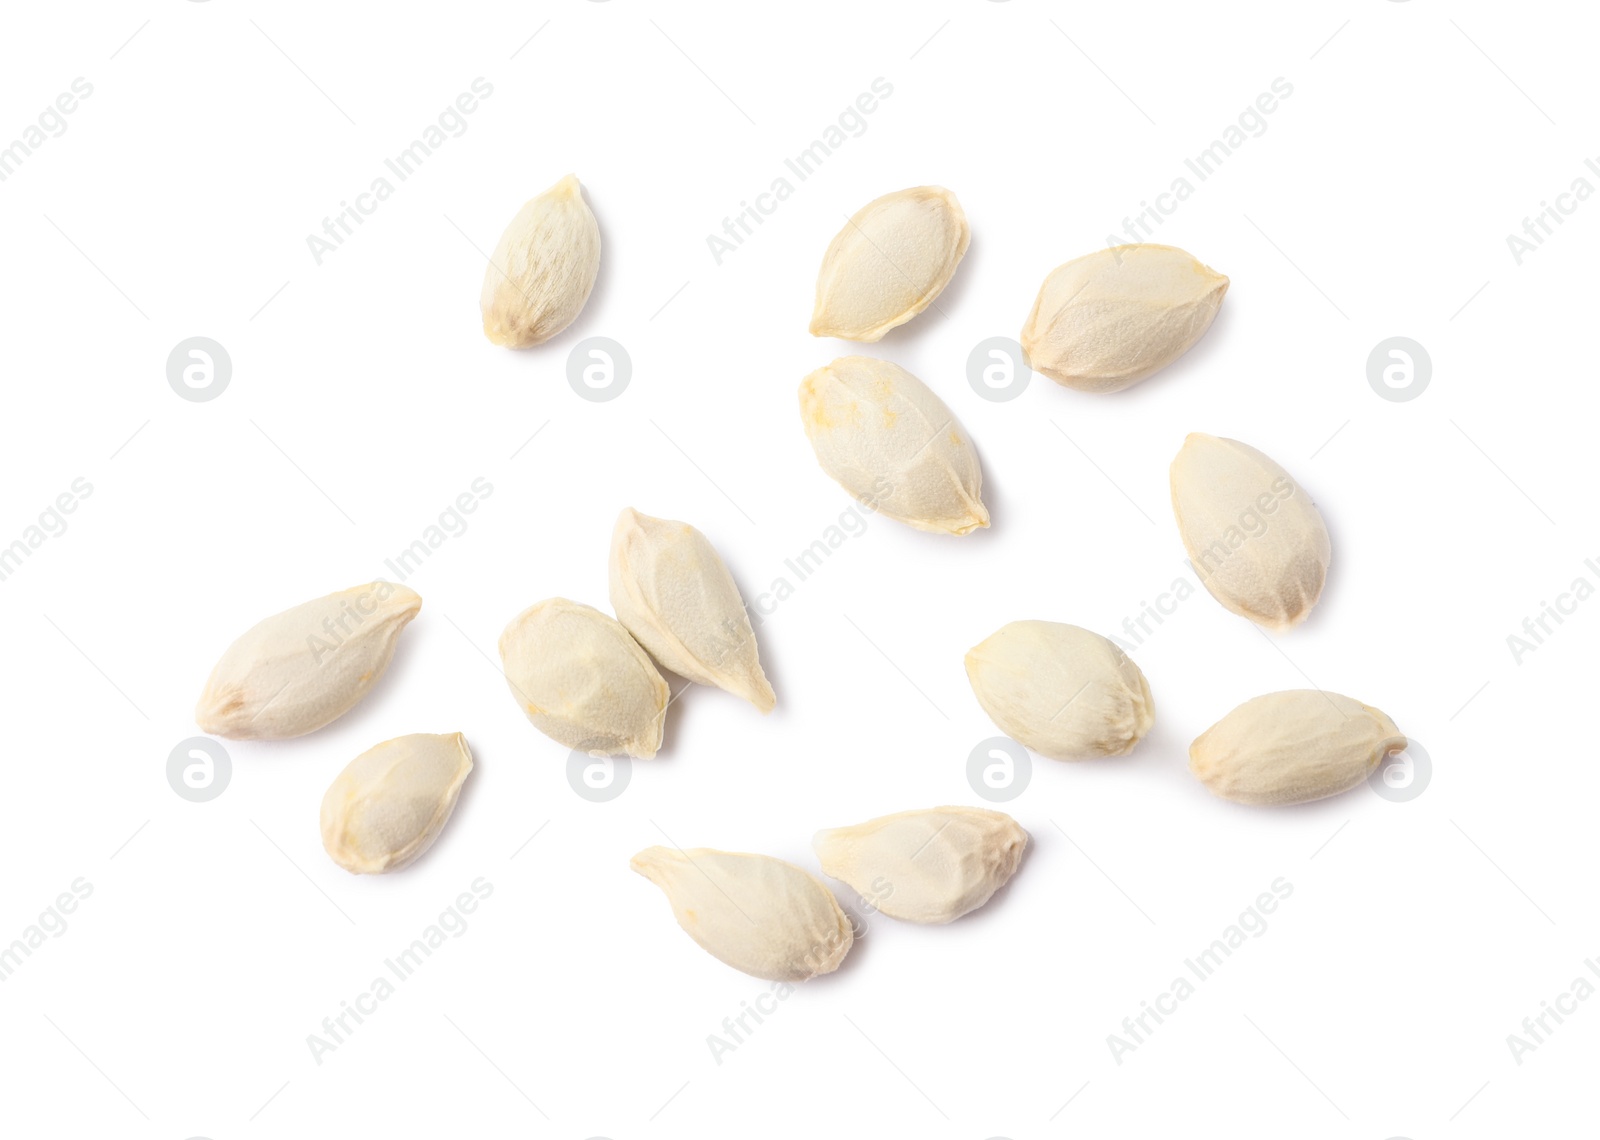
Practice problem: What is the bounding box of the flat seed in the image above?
[1189,690,1405,806]
[1021,244,1228,392]
[631,847,853,981]
[320,732,474,874]
[498,598,668,758]
[965,621,1154,760]
[814,806,1028,924]
[799,355,989,535]
[810,185,969,341]
[480,173,601,348]
[609,507,775,712]
[195,582,421,741]
[1170,432,1331,630]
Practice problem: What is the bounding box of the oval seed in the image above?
[814,806,1028,924]
[498,598,668,758]
[1189,690,1405,806]
[1169,432,1331,630]
[631,847,853,981]
[320,733,474,874]
[609,507,775,712]
[480,173,601,348]
[1021,244,1228,392]
[799,355,989,535]
[195,582,421,741]
[965,621,1154,760]
[810,185,970,341]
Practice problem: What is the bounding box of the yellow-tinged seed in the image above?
[498,598,668,758]
[631,847,853,981]
[1170,433,1331,630]
[609,507,775,712]
[810,185,970,341]
[814,806,1028,924]
[320,733,473,874]
[965,621,1154,760]
[1021,244,1228,392]
[480,174,600,348]
[1189,690,1405,806]
[799,356,989,535]
[195,582,421,741]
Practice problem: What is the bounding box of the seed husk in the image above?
[480,173,601,348]
[631,846,853,981]
[814,806,1028,924]
[1170,432,1331,630]
[609,507,775,712]
[1021,244,1228,392]
[320,733,473,874]
[965,621,1154,760]
[799,355,989,535]
[1189,690,1405,806]
[499,598,668,758]
[810,185,970,341]
[195,582,421,741]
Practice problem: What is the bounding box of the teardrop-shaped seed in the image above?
[480,173,601,348]
[965,621,1154,760]
[810,185,970,341]
[630,846,853,981]
[320,733,474,874]
[814,806,1028,924]
[196,582,421,741]
[498,598,668,758]
[1169,433,1331,630]
[609,507,775,712]
[799,355,989,535]
[1189,690,1405,806]
[1021,244,1228,392]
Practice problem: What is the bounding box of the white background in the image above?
[0,2,1593,1137]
